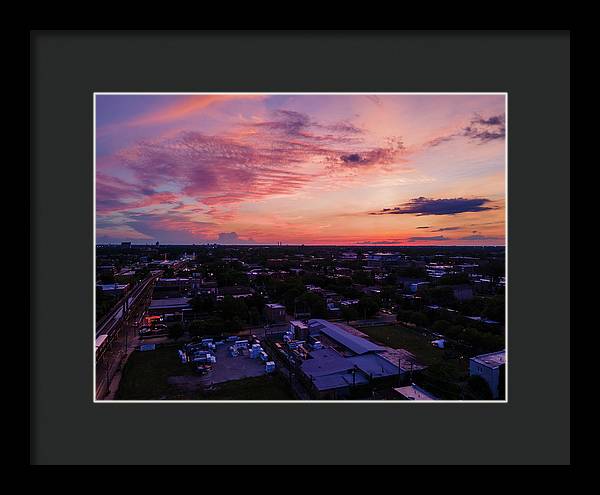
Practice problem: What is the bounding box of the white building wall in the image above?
[469,361,500,398]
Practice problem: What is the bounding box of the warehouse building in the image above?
[296,319,423,399]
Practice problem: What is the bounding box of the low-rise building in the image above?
[148,297,192,317]
[265,303,287,323]
[393,384,438,401]
[296,319,424,399]
[444,284,474,301]
[469,350,506,399]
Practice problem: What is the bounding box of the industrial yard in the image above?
[97,244,506,401]
[116,344,293,400]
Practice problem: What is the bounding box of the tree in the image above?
[357,295,380,319]
[168,323,184,341]
[482,295,505,323]
[445,325,463,339]
[296,292,328,318]
[341,305,359,323]
[352,270,373,285]
[190,295,215,314]
[218,295,249,323]
[465,375,493,400]
[398,266,427,278]
[432,320,451,334]
[397,309,428,327]
[424,286,456,307]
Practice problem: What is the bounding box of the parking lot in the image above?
[197,344,268,386]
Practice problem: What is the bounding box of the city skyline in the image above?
[96,93,506,246]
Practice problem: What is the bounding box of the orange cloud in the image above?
[126,94,263,127]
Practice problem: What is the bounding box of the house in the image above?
[265,303,287,323]
[469,350,506,399]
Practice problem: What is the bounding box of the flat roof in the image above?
[290,320,308,328]
[347,354,399,378]
[148,297,191,310]
[308,319,385,355]
[312,372,369,391]
[301,351,351,377]
[394,384,438,400]
[470,350,506,368]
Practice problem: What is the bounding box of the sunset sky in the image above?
[96,93,506,246]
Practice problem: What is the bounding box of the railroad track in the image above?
[96,273,159,339]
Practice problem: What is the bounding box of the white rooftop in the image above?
[394,384,437,401]
[471,350,506,368]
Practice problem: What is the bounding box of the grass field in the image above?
[115,345,194,400]
[356,324,469,399]
[203,375,295,400]
[116,345,294,400]
[357,325,443,364]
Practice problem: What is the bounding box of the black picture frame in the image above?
[30,30,570,465]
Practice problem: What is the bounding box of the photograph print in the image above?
[94,93,506,402]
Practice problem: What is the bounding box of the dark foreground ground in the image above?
[115,345,294,400]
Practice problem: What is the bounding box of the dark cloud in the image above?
[472,114,505,126]
[120,211,216,244]
[325,121,363,134]
[407,235,448,242]
[255,109,312,137]
[335,138,405,169]
[356,239,403,245]
[425,135,455,148]
[463,113,505,142]
[341,153,364,164]
[372,197,495,216]
[423,112,506,149]
[416,226,431,229]
[432,226,461,232]
[458,234,503,241]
